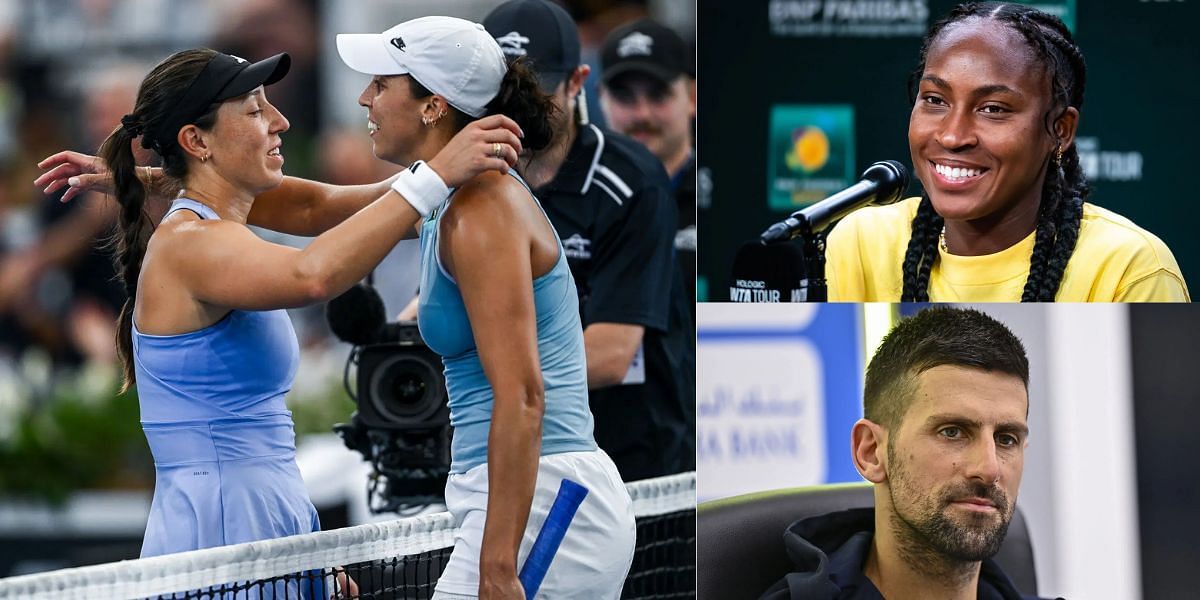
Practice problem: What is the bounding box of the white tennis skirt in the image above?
[431,449,636,599]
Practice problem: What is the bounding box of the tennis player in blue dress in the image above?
[37,48,524,562]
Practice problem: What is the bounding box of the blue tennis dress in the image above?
[133,198,319,558]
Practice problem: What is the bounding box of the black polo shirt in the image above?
[673,154,697,313]
[534,123,696,482]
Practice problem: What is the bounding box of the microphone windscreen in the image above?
[729,240,808,302]
[326,282,387,345]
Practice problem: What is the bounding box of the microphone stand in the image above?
[773,213,827,303]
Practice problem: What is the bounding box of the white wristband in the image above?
[390,160,450,217]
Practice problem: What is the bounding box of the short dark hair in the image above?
[863,307,1029,430]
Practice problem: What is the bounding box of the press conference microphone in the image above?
[729,240,809,302]
[760,160,908,243]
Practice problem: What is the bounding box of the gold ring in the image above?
[492,142,502,159]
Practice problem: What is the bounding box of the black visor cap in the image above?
[144,52,291,152]
[215,52,291,101]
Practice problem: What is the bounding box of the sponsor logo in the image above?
[390,37,406,52]
[787,127,830,174]
[730,287,787,302]
[729,286,807,302]
[562,234,592,260]
[617,31,655,57]
[767,105,855,210]
[230,55,248,64]
[496,31,531,57]
[768,0,930,38]
[1075,137,1144,182]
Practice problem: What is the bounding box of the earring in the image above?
[1054,145,1063,165]
[202,153,211,163]
[422,111,445,127]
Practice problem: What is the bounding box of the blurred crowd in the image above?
[0,0,692,425]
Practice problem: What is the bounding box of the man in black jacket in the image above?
[763,307,1054,600]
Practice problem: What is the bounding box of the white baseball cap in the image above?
[337,16,507,118]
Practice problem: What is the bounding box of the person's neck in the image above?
[412,127,456,173]
[941,185,1044,256]
[662,141,693,180]
[179,171,255,224]
[522,117,577,189]
[864,507,982,600]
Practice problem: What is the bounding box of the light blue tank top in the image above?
[132,198,316,560]
[417,171,596,474]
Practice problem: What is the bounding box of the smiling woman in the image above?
[33,45,524,575]
[825,2,1189,302]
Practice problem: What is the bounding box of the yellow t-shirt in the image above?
[827,197,1190,302]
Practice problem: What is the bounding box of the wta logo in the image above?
[730,282,805,302]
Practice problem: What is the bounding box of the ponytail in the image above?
[485,58,557,152]
[99,122,153,391]
[101,48,219,390]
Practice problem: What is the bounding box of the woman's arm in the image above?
[160,117,525,311]
[34,116,525,235]
[440,173,551,600]
[162,185,423,310]
[246,174,398,237]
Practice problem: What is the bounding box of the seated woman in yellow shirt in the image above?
[827,2,1189,302]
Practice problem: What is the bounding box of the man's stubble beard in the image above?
[884,436,1014,583]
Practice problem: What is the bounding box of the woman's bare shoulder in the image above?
[441,171,534,232]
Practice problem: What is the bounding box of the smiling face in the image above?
[882,364,1028,561]
[358,74,428,165]
[908,18,1066,225]
[207,86,289,193]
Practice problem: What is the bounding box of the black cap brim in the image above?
[216,53,291,101]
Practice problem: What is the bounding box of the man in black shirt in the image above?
[484,0,695,482]
[763,308,1046,600]
[599,19,696,309]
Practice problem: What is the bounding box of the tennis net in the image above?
[0,471,695,599]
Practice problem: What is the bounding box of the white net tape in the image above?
[0,471,695,599]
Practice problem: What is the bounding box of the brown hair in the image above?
[99,49,222,390]
[407,58,558,152]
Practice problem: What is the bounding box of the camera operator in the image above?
[484,0,695,482]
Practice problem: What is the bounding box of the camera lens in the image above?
[367,355,446,426]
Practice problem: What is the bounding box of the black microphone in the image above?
[326,282,387,345]
[729,240,809,302]
[760,160,908,243]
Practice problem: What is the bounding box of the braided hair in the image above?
[900,2,1091,302]
[99,49,221,390]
